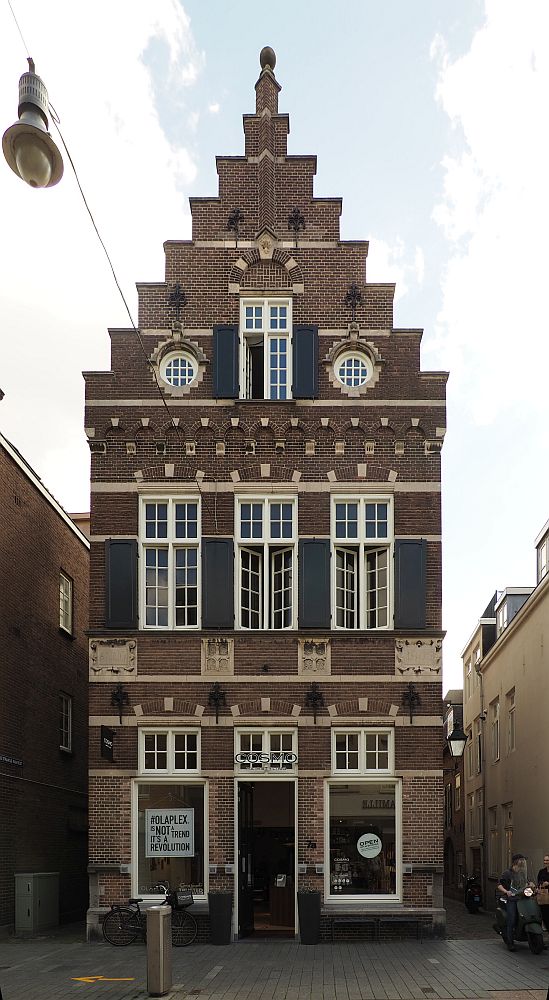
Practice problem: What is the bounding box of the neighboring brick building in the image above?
[85,48,447,941]
[0,429,89,932]
[442,691,465,900]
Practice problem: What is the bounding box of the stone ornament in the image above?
[201,637,235,675]
[298,639,331,675]
[325,334,383,397]
[395,638,442,676]
[149,327,207,397]
[89,639,137,679]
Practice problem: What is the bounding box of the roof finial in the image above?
[259,46,276,72]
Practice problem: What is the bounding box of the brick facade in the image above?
[85,49,447,941]
[0,432,89,931]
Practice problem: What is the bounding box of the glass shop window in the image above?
[137,783,205,898]
[329,782,397,897]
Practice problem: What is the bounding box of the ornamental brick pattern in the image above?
[85,49,447,941]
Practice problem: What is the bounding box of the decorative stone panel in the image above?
[395,638,442,676]
[89,638,137,680]
[201,637,234,675]
[298,638,331,675]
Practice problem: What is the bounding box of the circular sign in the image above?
[357,833,382,858]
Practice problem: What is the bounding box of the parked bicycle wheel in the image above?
[102,907,141,946]
[172,909,197,946]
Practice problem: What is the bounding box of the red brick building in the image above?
[85,48,447,941]
[0,430,89,932]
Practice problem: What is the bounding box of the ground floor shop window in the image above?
[328,781,398,896]
[136,782,205,896]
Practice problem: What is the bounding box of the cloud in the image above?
[208,102,220,114]
[366,237,425,304]
[430,0,549,425]
[0,1,201,511]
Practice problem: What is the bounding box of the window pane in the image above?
[146,503,168,539]
[365,503,388,539]
[241,550,262,628]
[329,783,396,895]
[271,548,292,629]
[164,355,195,386]
[241,503,263,540]
[175,503,198,539]
[366,548,388,628]
[137,784,205,896]
[335,503,358,539]
[145,549,169,626]
[175,548,198,627]
[270,503,293,539]
[335,549,357,629]
[269,336,288,400]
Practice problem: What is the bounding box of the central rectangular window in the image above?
[236,497,296,629]
[328,782,399,898]
[332,729,393,774]
[140,497,200,629]
[332,497,392,629]
[235,728,297,771]
[240,298,292,400]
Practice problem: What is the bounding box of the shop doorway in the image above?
[237,781,295,938]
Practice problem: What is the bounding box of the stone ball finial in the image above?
[260,46,276,71]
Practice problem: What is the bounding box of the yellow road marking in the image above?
[71,976,136,983]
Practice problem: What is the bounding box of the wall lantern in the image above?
[447,722,468,758]
[2,58,63,188]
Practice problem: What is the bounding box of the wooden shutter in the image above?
[292,324,318,399]
[298,538,331,628]
[394,539,427,629]
[105,539,138,629]
[202,538,234,628]
[213,324,239,398]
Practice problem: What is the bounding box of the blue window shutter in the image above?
[202,538,234,628]
[105,539,138,629]
[298,538,331,628]
[292,324,318,399]
[213,324,238,398]
[394,539,427,629]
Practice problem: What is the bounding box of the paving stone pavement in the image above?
[1,907,548,1000]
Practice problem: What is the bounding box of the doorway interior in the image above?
[238,780,295,938]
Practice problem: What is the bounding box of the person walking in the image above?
[497,853,528,951]
[536,853,549,932]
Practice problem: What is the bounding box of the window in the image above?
[465,730,473,779]
[445,707,454,739]
[332,497,392,629]
[140,497,200,629]
[474,717,482,774]
[332,729,393,774]
[59,571,73,634]
[334,351,372,388]
[538,537,548,583]
[488,806,499,877]
[139,729,200,774]
[240,297,292,400]
[59,693,72,751]
[468,789,483,839]
[490,699,500,762]
[503,802,513,866]
[464,658,472,700]
[236,497,296,629]
[328,782,398,897]
[444,782,453,828]
[506,689,516,753]
[235,728,297,771]
[136,782,205,897]
[496,602,508,636]
[160,351,196,387]
[454,773,461,811]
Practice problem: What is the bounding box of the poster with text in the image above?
[145,808,195,857]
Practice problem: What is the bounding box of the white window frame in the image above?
[59,692,72,752]
[331,728,394,775]
[132,777,208,901]
[506,688,516,753]
[454,773,461,811]
[538,537,548,583]
[140,496,201,630]
[496,602,508,636]
[239,297,292,401]
[325,777,402,902]
[160,350,197,388]
[490,699,500,762]
[139,728,200,775]
[234,728,297,773]
[59,571,73,634]
[464,658,472,700]
[331,496,393,630]
[235,496,297,630]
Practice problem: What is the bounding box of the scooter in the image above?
[494,886,545,954]
[464,874,482,913]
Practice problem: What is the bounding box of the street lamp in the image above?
[2,58,63,188]
[447,722,468,758]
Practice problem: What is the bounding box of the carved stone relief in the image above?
[201,637,234,675]
[298,638,331,675]
[395,638,442,676]
[89,638,137,680]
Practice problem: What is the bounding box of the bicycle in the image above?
[102,881,197,947]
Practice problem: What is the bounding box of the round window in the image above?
[161,352,196,387]
[335,352,371,388]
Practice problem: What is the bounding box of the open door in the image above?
[238,782,254,937]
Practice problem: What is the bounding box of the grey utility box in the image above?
[147,905,172,997]
[15,872,59,933]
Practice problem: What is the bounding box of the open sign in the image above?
[357,833,382,858]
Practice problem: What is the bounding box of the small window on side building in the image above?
[59,571,73,634]
[60,693,72,752]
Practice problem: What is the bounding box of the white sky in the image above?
[1,0,547,692]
